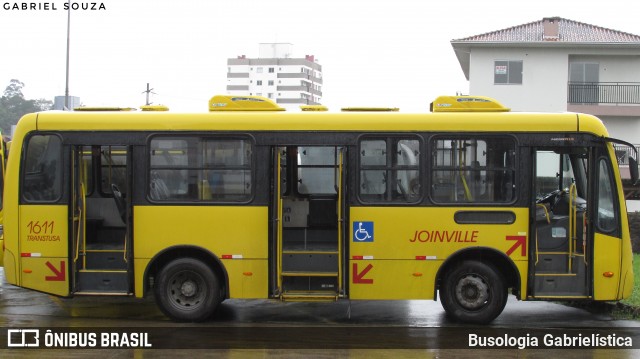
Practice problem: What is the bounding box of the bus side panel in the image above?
[220,259,268,298]
[349,259,435,299]
[593,233,622,300]
[133,205,268,298]
[18,205,70,296]
[349,207,528,300]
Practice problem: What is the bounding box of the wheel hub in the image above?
[180,280,197,297]
[455,275,489,310]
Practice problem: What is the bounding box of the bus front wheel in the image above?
[440,260,507,324]
[155,258,220,322]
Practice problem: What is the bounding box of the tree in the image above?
[0,79,53,134]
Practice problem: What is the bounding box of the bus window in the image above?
[22,134,62,202]
[100,146,126,195]
[596,158,617,232]
[359,137,421,203]
[297,146,339,195]
[431,137,515,203]
[149,137,252,202]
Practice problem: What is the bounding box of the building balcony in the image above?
[567,82,640,116]
[276,98,322,105]
[277,73,323,84]
[277,86,323,96]
[226,85,249,91]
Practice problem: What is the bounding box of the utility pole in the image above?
[64,4,71,110]
[142,83,156,105]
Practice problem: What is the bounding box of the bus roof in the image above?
[23,110,608,137]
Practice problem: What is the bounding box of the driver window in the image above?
[535,151,580,199]
[535,149,588,215]
[535,151,561,199]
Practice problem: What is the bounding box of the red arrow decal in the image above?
[352,263,373,284]
[506,236,527,257]
[45,261,66,281]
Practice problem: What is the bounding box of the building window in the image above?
[568,62,600,103]
[494,60,523,85]
[268,80,274,86]
[257,67,263,73]
[256,80,263,86]
[268,93,273,99]
[268,67,274,73]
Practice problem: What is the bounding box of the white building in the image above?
[451,17,640,145]
[53,95,81,111]
[226,43,323,111]
[451,17,640,203]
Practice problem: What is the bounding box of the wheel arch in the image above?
[143,245,229,299]
[434,246,521,300]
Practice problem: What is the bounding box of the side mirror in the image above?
[630,156,639,185]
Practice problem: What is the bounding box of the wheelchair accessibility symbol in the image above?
[353,221,374,242]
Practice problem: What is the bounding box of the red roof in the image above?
[454,17,640,43]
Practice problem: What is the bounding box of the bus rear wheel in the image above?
[440,260,507,324]
[155,258,220,322]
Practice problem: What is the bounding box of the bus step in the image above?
[281,274,338,292]
[281,271,338,277]
[77,270,129,293]
[74,291,131,296]
[533,274,588,296]
[83,250,127,270]
[281,291,338,302]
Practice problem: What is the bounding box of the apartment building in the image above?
[227,43,323,111]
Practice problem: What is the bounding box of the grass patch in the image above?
[613,253,640,320]
[621,253,640,307]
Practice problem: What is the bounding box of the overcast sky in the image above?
[1,0,639,112]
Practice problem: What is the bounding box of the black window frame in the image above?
[430,135,517,205]
[147,134,255,204]
[594,155,620,235]
[357,134,423,204]
[494,60,523,85]
[21,132,64,203]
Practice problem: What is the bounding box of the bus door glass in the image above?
[274,146,344,300]
[532,147,590,297]
[19,134,69,295]
[72,145,131,294]
[0,132,5,267]
[591,145,623,299]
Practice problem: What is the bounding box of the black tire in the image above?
[154,258,220,322]
[440,260,507,324]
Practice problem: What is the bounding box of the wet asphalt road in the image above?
[0,267,638,358]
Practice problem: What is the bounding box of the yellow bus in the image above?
[2,95,637,324]
[0,132,7,267]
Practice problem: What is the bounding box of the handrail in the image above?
[276,149,284,294]
[568,184,578,274]
[567,82,640,105]
[337,149,344,293]
[535,204,551,266]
